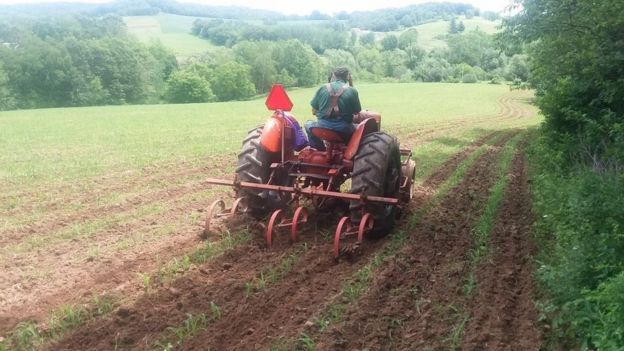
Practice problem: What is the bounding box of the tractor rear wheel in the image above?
[236,126,289,217]
[349,132,401,238]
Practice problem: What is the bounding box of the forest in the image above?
[0,1,520,109]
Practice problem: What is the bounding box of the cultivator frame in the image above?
[204,148,412,258]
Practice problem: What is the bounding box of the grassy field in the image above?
[123,13,214,57]
[402,17,501,50]
[123,14,499,57]
[0,82,544,350]
[0,83,532,188]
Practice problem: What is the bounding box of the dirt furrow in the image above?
[0,155,231,221]
[460,141,541,351]
[0,187,215,334]
[39,132,504,351]
[0,175,223,248]
[179,132,512,351]
[314,132,517,351]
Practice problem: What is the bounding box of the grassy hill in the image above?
[124,13,500,58]
[123,13,214,58]
[393,17,501,51]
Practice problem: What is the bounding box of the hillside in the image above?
[123,13,214,58]
[409,17,501,50]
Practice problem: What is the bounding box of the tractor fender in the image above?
[260,112,296,153]
[344,118,380,160]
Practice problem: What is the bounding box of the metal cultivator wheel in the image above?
[333,213,374,258]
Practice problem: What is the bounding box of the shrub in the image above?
[461,73,478,83]
[529,135,624,349]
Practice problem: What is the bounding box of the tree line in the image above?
[175,16,528,104]
[0,16,176,110]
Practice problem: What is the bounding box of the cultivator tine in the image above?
[266,206,309,248]
[333,213,374,259]
[204,197,246,234]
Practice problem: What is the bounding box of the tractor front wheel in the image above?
[349,132,401,238]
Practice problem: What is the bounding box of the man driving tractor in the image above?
[305,66,362,150]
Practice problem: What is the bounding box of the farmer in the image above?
[305,66,362,150]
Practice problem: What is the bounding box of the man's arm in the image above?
[310,86,323,113]
[352,89,362,114]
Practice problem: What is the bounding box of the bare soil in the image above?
[307,132,520,351]
[460,140,541,351]
[42,131,504,351]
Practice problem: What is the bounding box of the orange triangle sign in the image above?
[265,84,293,111]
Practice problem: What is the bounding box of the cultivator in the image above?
[204,84,415,258]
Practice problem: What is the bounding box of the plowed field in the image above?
[0,87,542,350]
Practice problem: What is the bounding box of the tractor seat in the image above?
[310,127,347,144]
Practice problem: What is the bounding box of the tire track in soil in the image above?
[399,92,534,148]
[42,132,506,351]
[460,140,541,351]
[312,131,519,351]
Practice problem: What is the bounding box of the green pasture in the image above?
[123,13,214,57]
[408,17,501,50]
[0,83,533,189]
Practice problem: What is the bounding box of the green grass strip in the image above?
[152,228,253,285]
[152,302,222,351]
[463,131,525,296]
[245,244,309,298]
[0,295,117,351]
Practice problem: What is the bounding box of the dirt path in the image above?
[309,132,520,350]
[460,141,541,350]
[42,132,505,351]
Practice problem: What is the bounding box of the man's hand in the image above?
[352,113,363,124]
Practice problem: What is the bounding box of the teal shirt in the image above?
[310,80,362,124]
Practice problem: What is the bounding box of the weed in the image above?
[446,314,470,350]
[244,281,254,298]
[297,333,316,351]
[92,294,116,317]
[209,301,222,320]
[9,321,41,350]
[462,272,476,296]
[166,313,208,345]
[268,338,291,351]
[137,272,153,294]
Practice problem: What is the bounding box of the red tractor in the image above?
[205,84,415,257]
